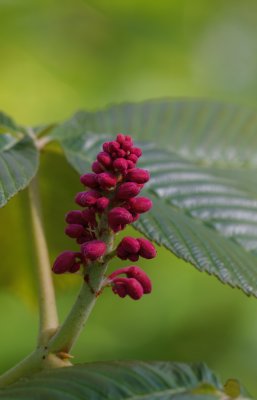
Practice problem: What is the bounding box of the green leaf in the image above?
[52,99,257,297]
[0,113,39,207]
[0,361,250,399]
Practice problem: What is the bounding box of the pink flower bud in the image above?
[131,147,142,157]
[108,207,133,231]
[65,224,85,238]
[76,231,95,244]
[75,190,101,207]
[92,161,104,174]
[81,240,106,261]
[112,281,127,298]
[98,172,117,190]
[129,197,152,213]
[112,277,143,300]
[128,154,138,163]
[109,141,120,152]
[116,182,141,200]
[69,263,81,273]
[126,160,135,169]
[52,251,81,274]
[80,173,99,188]
[137,238,156,259]
[119,236,140,253]
[95,197,110,212]
[116,246,129,260]
[116,133,126,144]
[126,266,152,293]
[82,208,96,226]
[65,210,84,225]
[97,152,112,168]
[122,141,132,152]
[126,168,150,184]
[116,149,126,158]
[113,158,128,173]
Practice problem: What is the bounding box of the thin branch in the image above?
[28,176,59,345]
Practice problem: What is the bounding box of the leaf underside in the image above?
[52,99,257,297]
[0,113,39,208]
[0,361,250,400]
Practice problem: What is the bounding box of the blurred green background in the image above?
[1,0,257,396]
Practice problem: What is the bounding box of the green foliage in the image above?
[51,99,257,297]
[0,113,39,207]
[0,361,250,400]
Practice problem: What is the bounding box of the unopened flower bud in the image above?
[113,158,128,173]
[81,240,106,261]
[131,147,142,157]
[116,133,126,144]
[80,173,99,188]
[116,149,126,158]
[137,238,156,259]
[95,197,110,212]
[119,237,140,253]
[69,263,81,273]
[98,172,117,190]
[126,168,150,184]
[128,154,138,163]
[129,197,152,213]
[126,160,135,169]
[116,182,141,200]
[65,210,84,225]
[92,161,104,174]
[97,152,112,168]
[75,190,101,207]
[108,207,133,231]
[65,224,85,238]
[112,277,143,300]
[126,266,152,293]
[52,251,81,274]
[82,208,96,226]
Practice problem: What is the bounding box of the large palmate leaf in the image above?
[51,99,257,296]
[0,361,250,399]
[0,112,39,207]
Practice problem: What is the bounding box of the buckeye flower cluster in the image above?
[52,134,156,300]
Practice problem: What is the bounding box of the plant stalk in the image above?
[28,176,59,345]
[49,261,108,353]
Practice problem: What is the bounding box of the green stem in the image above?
[28,176,59,345]
[49,261,108,353]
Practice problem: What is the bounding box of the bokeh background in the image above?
[1,0,257,396]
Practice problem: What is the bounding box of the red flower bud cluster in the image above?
[52,133,156,300]
[117,237,156,261]
[108,266,152,300]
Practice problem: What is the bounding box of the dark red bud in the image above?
[76,231,95,244]
[52,251,81,274]
[116,149,126,158]
[80,173,99,188]
[122,141,132,152]
[98,172,117,189]
[116,182,141,200]
[131,147,142,157]
[116,133,126,144]
[109,141,120,152]
[81,208,96,226]
[126,168,150,184]
[126,160,135,169]
[75,190,101,207]
[119,236,140,253]
[137,238,156,259]
[69,263,81,273]
[95,197,110,212]
[128,154,138,163]
[97,152,112,168]
[65,210,84,225]
[92,161,105,174]
[112,277,143,300]
[81,240,106,261]
[117,246,129,260]
[65,224,85,238]
[126,266,152,293]
[129,197,152,213]
[108,207,133,231]
[113,158,128,173]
